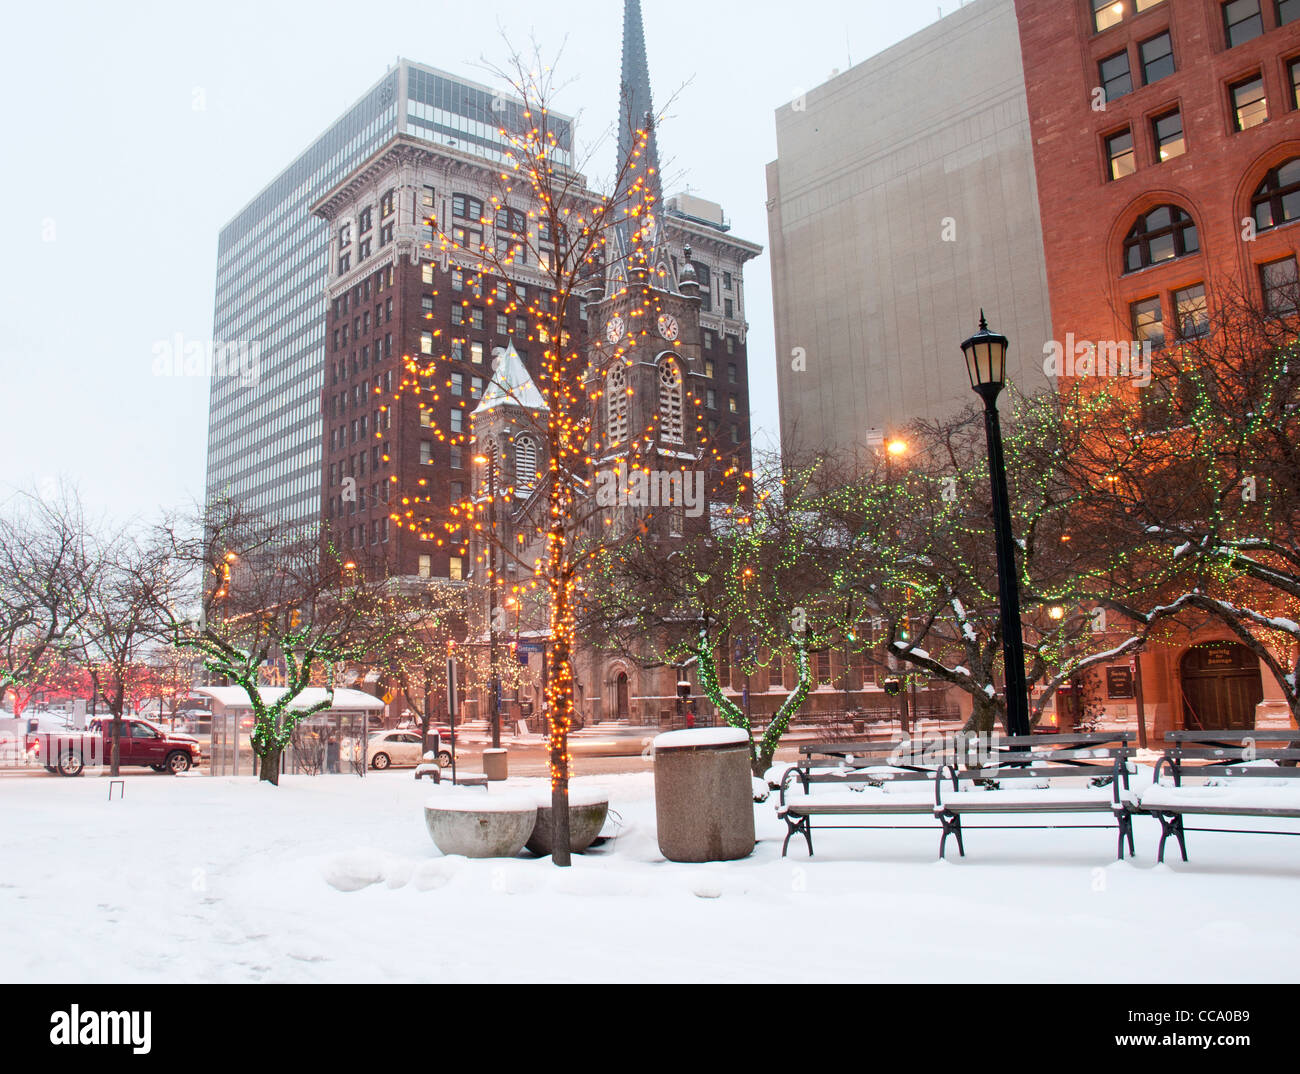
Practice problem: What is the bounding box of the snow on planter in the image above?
[652,726,750,751]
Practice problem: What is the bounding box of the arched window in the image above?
[658,359,684,443]
[1123,205,1199,273]
[515,435,538,490]
[1251,158,1300,233]
[606,363,629,445]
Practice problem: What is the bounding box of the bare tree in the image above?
[76,524,182,776]
[159,498,389,785]
[0,485,91,709]
[1051,286,1300,726]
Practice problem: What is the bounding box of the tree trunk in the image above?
[110,714,122,777]
[257,745,282,785]
[963,692,1002,737]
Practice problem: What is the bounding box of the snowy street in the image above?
[2,770,1296,983]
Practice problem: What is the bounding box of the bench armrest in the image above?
[1152,754,1180,788]
[778,765,804,808]
[934,763,960,808]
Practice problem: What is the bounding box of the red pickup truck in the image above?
[36,718,202,776]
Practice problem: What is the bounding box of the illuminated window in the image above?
[449,557,464,582]
[1130,296,1165,349]
[1231,75,1268,130]
[1261,256,1300,313]
[1250,158,1300,232]
[1152,110,1185,161]
[1093,0,1125,31]
[1123,205,1199,272]
[1107,129,1136,179]
[1174,284,1208,339]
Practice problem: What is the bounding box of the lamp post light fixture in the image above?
[962,311,1031,738]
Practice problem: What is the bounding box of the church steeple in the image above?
[614,0,663,283]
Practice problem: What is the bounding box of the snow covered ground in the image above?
[1,769,1297,983]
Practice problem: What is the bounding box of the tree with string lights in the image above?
[382,39,748,863]
[1047,287,1300,727]
[813,389,1172,736]
[584,457,848,774]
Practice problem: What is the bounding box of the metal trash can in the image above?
[653,727,756,862]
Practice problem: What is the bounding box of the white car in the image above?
[368,730,450,770]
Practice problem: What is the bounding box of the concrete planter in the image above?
[423,793,537,858]
[653,728,756,863]
[526,789,609,856]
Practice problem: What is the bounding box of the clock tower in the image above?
[587,252,710,539]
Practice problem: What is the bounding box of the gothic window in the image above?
[1251,158,1300,234]
[607,363,629,445]
[1123,205,1199,273]
[515,435,538,489]
[658,358,684,444]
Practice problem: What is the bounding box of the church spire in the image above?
[614,0,663,283]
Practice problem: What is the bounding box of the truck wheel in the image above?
[165,751,191,774]
[437,751,452,768]
[371,752,390,770]
[58,751,84,777]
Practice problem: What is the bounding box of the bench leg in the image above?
[781,814,813,858]
[1156,813,1187,864]
[1116,813,1135,861]
[938,812,964,859]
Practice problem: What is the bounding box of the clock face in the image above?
[657,313,680,341]
[606,316,626,345]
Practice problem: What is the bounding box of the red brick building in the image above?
[1014,0,1300,732]
[1017,0,1300,355]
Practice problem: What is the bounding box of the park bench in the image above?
[778,732,1140,861]
[776,738,951,857]
[1137,730,1300,862]
[934,732,1139,861]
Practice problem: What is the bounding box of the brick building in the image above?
[309,2,763,727]
[1014,0,1300,733]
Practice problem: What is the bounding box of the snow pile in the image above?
[1,767,1298,982]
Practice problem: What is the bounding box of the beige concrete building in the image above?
[766,0,1054,461]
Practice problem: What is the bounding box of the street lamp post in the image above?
[962,312,1031,738]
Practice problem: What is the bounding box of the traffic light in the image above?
[289,609,301,629]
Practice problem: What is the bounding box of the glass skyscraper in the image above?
[205,60,572,526]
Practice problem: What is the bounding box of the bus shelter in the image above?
[194,687,386,777]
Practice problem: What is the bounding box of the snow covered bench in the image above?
[776,739,951,857]
[1139,731,1300,863]
[934,733,1138,861]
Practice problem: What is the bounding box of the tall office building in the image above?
[766,0,1054,462]
[205,60,574,527]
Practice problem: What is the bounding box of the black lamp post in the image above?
[961,312,1031,738]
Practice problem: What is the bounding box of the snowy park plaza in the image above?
[2,762,1297,984]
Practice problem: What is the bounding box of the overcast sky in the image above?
[0,0,958,524]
